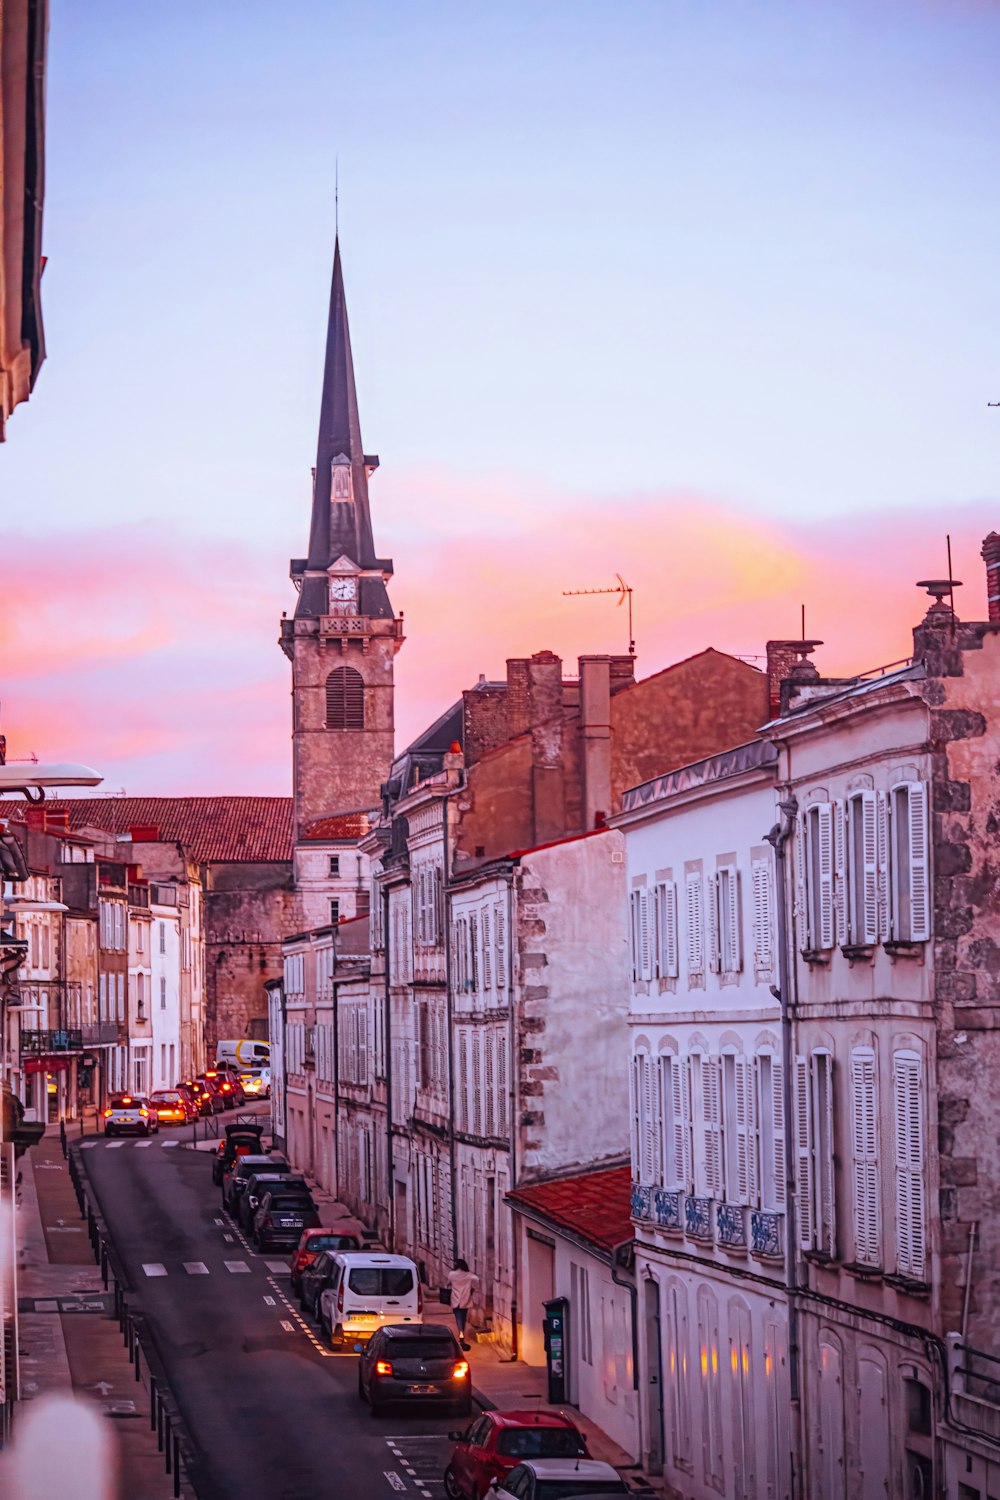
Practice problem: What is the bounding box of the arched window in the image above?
[326,666,364,729]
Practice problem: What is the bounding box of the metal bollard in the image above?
[59,1119,67,1159]
[150,1376,157,1431]
[157,1393,164,1453]
[165,1414,172,1475]
[172,1434,181,1498]
[134,1340,141,1382]
[101,1244,108,1289]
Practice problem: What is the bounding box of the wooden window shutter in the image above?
[722,865,742,972]
[686,872,704,974]
[494,902,506,990]
[859,792,879,944]
[816,803,835,949]
[630,1055,642,1180]
[496,1033,508,1138]
[661,880,679,978]
[629,892,641,981]
[325,666,365,729]
[794,1055,814,1250]
[893,1052,925,1278]
[907,783,930,942]
[734,1056,756,1205]
[707,875,721,975]
[877,791,890,941]
[701,1056,723,1196]
[484,1028,496,1138]
[814,1052,836,1258]
[851,1049,881,1266]
[751,856,773,973]
[482,908,492,990]
[832,800,847,946]
[770,1058,786,1211]
[639,892,652,981]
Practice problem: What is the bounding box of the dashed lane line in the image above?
[142,1263,167,1277]
[264,1260,290,1275]
[183,1263,210,1275]
[266,1275,332,1357]
[224,1261,250,1274]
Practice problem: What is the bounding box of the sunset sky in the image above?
[2,0,999,794]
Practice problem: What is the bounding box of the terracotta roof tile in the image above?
[37,798,293,864]
[301,811,372,841]
[506,1165,632,1253]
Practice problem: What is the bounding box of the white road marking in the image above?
[385,1475,406,1493]
[80,1141,98,1150]
[280,1320,294,1331]
[223,1233,234,1243]
[224,1260,250,1274]
[263,1295,276,1306]
[142,1263,167,1277]
[161,1140,180,1148]
[105,1141,125,1149]
[264,1260,290,1274]
[213,1218,224,1226]
[134,1140,154,1148]
[183,1263,209,1275]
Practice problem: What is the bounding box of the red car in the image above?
[444,1409,588,1500]
[289,1227,362,1295]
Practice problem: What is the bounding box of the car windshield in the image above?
[112,1098,146,1110]
[497,1431,585,1460]
[150,1092,180,1103]
[239,1160,284,1177]
[535,1484,627,1499]
[305,1235,353,1252]
[347,1268,414,1296]
[385,1338,455,1359]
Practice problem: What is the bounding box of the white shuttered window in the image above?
[751,856,774,974]
[851,1048,881,1266]
[700,1056,723,1197]
[848,792,880,945]
[804,802,835,950]
[655,880,679,979]
[893,1051,926,1278]
[685,872,705,978]
[890,782,931,943]
[794,1056,814,1250]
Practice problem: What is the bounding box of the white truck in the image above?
[215,1039,270,1070]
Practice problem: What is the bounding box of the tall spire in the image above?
[306,237,378,572]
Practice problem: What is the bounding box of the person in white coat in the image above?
[446,1257,479,1351]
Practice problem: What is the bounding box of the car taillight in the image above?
[337,1287,344,1313]
[222,1083,231,1092]
[122,1096,132,1105]
[375,1360,393,1376]
[451,1361,470,1380]
[417,1282,423,1314]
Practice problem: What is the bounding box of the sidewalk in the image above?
[4,1121,190,1500]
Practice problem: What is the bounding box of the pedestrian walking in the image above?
[446,1258,479,1350]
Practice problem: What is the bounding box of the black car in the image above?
[253,1189,321,1252]
[299,1249,340,1318]
[357,1323,471,1417]
[222,1154,288,1216]
[233,1164,300,1228]
[212,1123,266,1186]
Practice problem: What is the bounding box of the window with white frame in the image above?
[850,1047,881,1266]
[658,1052,692,1191]
[716,864,742,974]
[751,854,775,976]
[802,802,835,950]
[892,1050,926,1279]
[698,1054,724,1198]
[655,880,679,980]
[757,1053,786,1213]
[722,1053,756,1204]
[631,1048,660,1184]
[847,791,879,945]
[630,888,652,983]
[795,1051,836,1256]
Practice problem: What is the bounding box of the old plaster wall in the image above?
[926,625,1000,1344]
[610,648,769,806]
[203,862,296,1050]
[515,830,630,1181]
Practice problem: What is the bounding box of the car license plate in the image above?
[408,1383,438,1394]
[278,1218,299,1227]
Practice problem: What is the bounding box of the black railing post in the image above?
[172,1435,180,1498]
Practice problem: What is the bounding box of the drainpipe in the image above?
[610,1238,639,1391]
[383,882,394,1251]
[443,792,459,1266]
[332,955,340,1201]
[506,871,519,1359]
[764,794,802,1500]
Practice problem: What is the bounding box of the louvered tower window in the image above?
[325,666,365,729]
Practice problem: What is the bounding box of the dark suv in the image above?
[222,1154,288,1216]
[234,1165,300,1229]
[358,1323,471,1417]
[253,1188,320,1252]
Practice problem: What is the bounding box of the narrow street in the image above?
[77,1120,457,1500]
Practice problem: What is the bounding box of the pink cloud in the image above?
[1,491,995,794]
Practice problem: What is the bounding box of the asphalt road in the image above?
[76,1111,458,1500]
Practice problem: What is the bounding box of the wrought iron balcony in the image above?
[750,1209,784,1259]
[716,1203,748,1250]
[685,1195,714,1241]
[19,1028,83,1054]
[631,1184,683,1232]
[81,1022,121,1046]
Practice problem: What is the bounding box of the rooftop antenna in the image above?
[562,574,635,656]
[801,603,806,641]
[947,533,957,628]
[335,157,339,237]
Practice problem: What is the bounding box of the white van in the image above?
[215,1039,270,1070]
[317,1252,423,1347]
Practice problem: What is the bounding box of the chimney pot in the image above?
[981,533,1000,623]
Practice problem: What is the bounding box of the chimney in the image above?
[527,650,566,844]
[579,656,612,830]
[982,533,1000,623]
[766,640,822,716]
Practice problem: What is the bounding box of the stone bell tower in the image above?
[280,238,404,839]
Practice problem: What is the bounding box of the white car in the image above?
[487,1458,628,1498]
[240,1068,271,1099]
[103,1094,159,1138]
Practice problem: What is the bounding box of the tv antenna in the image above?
[562,574,635,657]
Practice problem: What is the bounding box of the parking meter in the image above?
[543,1296,568,1403]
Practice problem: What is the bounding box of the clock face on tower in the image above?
[329,576,356,605]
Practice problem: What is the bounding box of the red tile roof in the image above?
[301,811,372,841]
[506,1165,632,1254]
[35,798,293,864]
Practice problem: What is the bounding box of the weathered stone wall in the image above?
[202,861,296,1052]
[923,623,1000,1346]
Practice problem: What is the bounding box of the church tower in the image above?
[281,239,404,841]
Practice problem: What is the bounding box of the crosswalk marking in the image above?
[134,1140,154,1148]
[224,1260,250,1274]
[105,1141,125,1149]
[80,1141,97,1149]
[264,1260,290,1274]
[161,1140,180,1148]
[183,1263,209,1275]
[142,1263,167,1277]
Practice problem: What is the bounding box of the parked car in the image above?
[317,1252,423,1348]
[231,1162,296,1224]
[291,1229,362,1296]
[211,1122,265,1186]
[178,1079,213,1118]
[358,1323,471,1417]
[148,1089,195,1127]
[445,1411,588,1500]
[221,1154,282,1215]
[252,1188,321,1252]
[486,1460,627,1498]
[103,1094,159,1138]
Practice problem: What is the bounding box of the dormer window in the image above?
[331,454,352,500]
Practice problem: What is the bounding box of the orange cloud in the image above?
[2,489,996,793]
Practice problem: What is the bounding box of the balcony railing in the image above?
[19,1029,83,1053]
[948,1334,1000,1444]
[81,1022,121,1046]
[631,1181,784,1263]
